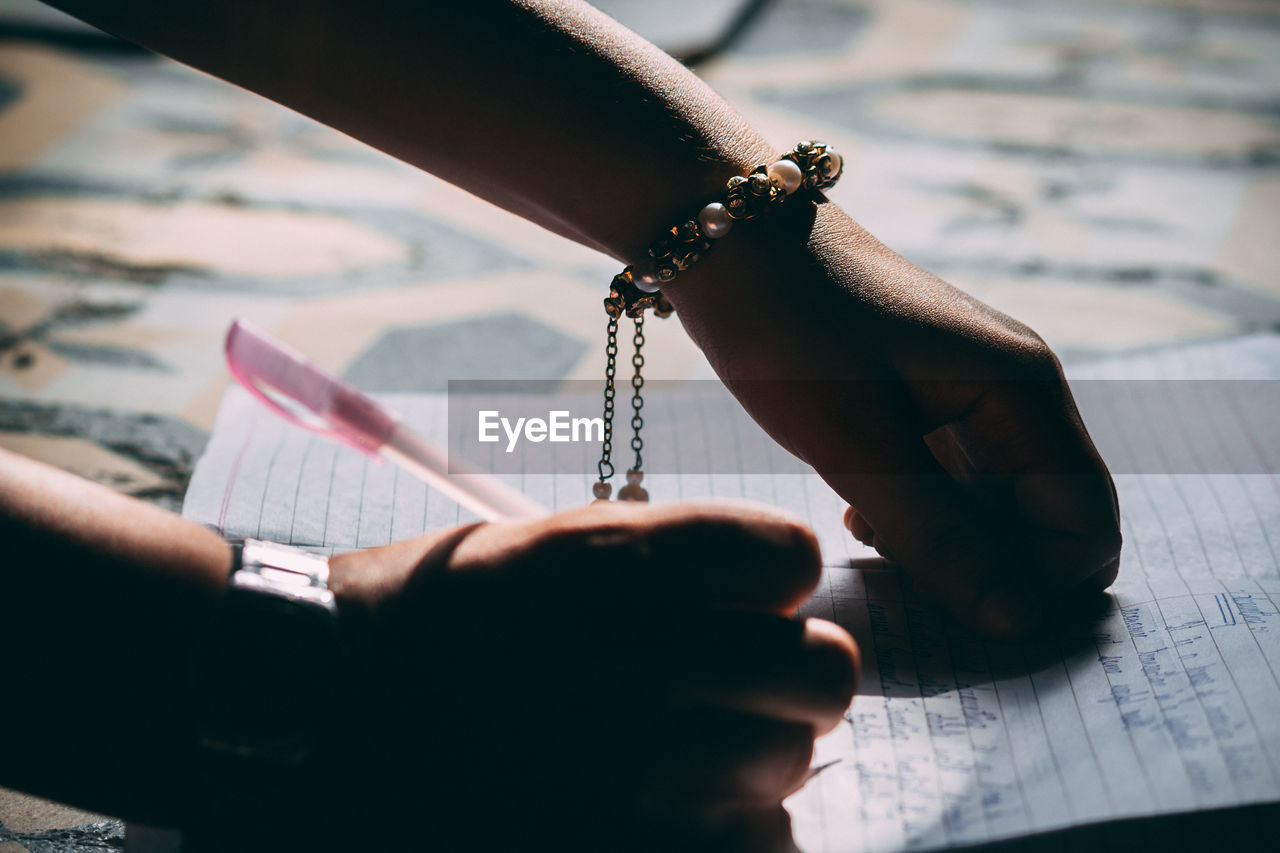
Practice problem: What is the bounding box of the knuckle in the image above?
[1013,336,1064,381]
[522,516,651,572]
[685,508,823,587]
[986,324,1064,382]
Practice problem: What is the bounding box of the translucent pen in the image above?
[224,318,547,522]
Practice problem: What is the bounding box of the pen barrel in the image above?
[381,426,548,522]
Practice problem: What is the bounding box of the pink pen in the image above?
[224,318,547,522]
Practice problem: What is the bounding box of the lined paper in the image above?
[183,334,1280,852]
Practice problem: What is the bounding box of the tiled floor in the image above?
[1,0,1278,848]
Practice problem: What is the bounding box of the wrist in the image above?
[326,545,413,634]
[660,199,847,355]
[597,135,780,263]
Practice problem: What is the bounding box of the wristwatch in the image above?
[186,539,345,834]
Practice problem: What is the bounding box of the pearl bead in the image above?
[823,150,843,180]
[592,481,612,500]
[767,159,804,194]
[626,468,644,485]
[630,259,663,293]
[698,202,733,239]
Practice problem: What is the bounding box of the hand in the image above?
[326,501,858,847]
[667,202,1121,639]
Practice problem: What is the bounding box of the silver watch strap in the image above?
[233,538,336,610]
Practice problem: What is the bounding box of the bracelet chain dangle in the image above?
[594,315,619,490]
[594,140,843,502]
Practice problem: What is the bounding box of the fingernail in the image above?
[977,588,1040,637]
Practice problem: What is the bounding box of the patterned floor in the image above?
[1,0,1278,848]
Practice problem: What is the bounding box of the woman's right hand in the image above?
[667,202,1122,639]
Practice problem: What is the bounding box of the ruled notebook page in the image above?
[183,334,1280,853]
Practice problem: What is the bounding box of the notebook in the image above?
[183,334,1280,852]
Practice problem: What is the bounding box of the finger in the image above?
[1091,552,1121,591]
[716,378,1040,636]
[835,471,1040,637]
[662,615,858,734]
[790,388,1040,636]
[843,507,903,563]
[869,531,901,565]
[463,500,823,612]
[896,326,1122,595]
[843,505,875,545]
[943,378,1123,592]
[634,706,815,808]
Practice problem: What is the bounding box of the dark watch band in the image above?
[185,539,344,843]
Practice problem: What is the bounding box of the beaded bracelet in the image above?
[594,140,843,502]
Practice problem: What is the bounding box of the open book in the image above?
[183,334,1280,852]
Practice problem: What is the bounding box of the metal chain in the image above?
[630,314,645,472]
[597,315,619,483]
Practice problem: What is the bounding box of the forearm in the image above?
[0,448,230,822]
[44,0,776,260]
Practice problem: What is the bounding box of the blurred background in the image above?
[0,0,1277,847]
